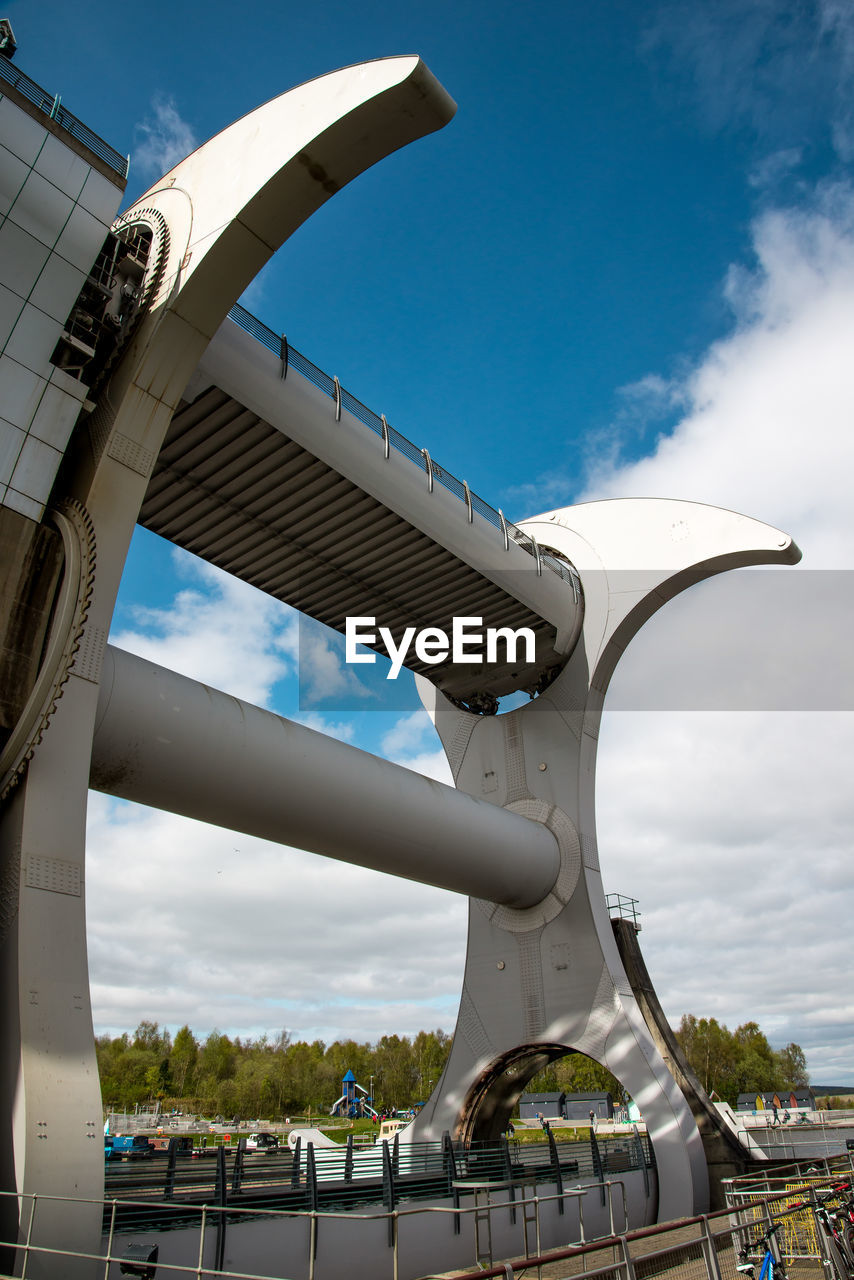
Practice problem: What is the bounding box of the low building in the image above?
[736,1090,815,1112]
[519,1091,565,1121]
[565,1091,613,1121]
[518,1090,614,1121]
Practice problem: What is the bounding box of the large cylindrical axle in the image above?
[91,645,560,908]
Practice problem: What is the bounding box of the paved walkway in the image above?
[428,1217,826,1280]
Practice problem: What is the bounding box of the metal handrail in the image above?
[607,894,642,931]
[227,302,580,590]
[0,56,128,179]
[101,1131,647,1214]
[6,1172,848,1279]
[447,1183,837,1280]
[0,1175,631,1279]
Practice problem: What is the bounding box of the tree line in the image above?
[96,1015,808,1118]
[97,1022,452,1117]
[674,1016,809,1106]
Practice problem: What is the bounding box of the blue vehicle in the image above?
[104,1134,155,1160]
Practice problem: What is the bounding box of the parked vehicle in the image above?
[376,1119,409,1143]
[104,1134,155,1160]
[149,1135,194,1154]
[246,1132,279,1151]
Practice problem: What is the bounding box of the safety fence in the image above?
[445,1174,851,1280]
[0,1131,655,1277]
[0,55,129,179]
[102,1129,654,1228]
[6,1175,842,1280]
[724,1156,854,1259]
[1,1173,638,1279]
[227,302,582,596]
[606,894,642,932]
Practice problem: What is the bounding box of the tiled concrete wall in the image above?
[0,90,124,521]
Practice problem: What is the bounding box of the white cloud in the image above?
[586,185,854,567]
[376,711,453,783]
[297,622,376,706]
[132,97,198,183]
[596,710,854,1076]
[583,187,854,1080]
[618,372,684,413]
[86,792,464,1043]
[391,748,453,784]
[644,0,854,165]
[747,147,803,190]
[380,710,436,757]
[818,0,854,161]
[111,550,298,708]
[294,710,357,744]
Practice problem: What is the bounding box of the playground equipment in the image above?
[331,1071,377,1119]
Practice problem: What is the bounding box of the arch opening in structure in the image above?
[456,1043,627,1145]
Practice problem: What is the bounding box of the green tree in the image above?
[284,1040,326,1113]
[171,1025,198,1098]
[197,1030,236,1109]
[777,1042,809,1088]
[677,1016,737,1098]
[527,1052,626,1103]
[133,1020,171,1054]
[675,1014,808,1107]
[375,1034,416,1110]
[412,1029,451,1098]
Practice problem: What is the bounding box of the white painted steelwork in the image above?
[0,80,125,519]
[0,55,457,1278]
[140,316,584,705]
[408,497,800,1226]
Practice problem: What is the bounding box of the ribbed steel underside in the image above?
[139,387,564,703]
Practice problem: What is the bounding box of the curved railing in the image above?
[228,302,579,594]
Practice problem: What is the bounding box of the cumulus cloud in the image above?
[818,0,854,161]
[377,713,453,783]
[87,792,464,1043]
[380,710,437,758]
[297,619,376,707]
[596,710,854,1076]
[294,711,357,744]
[748,148,804,191]
[112,550,298,708]
[584,187,854,1079]
[585,185,854,563]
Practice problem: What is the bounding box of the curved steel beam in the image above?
[0,58,455,1274]
[125,58,456,349]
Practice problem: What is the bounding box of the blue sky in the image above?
[9,1,854,1085]
[20,0,842,503]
